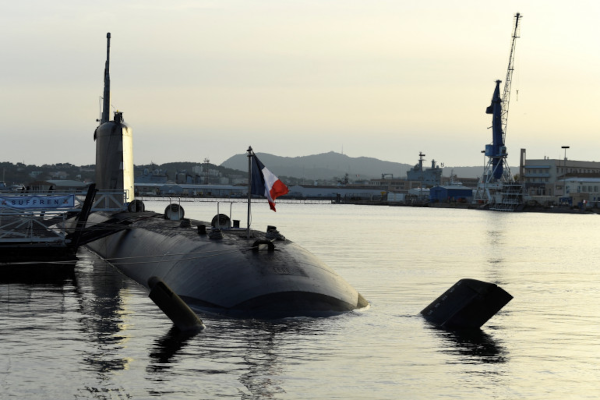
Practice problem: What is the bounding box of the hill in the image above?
[220,152,486,180]
[221,152,412,180]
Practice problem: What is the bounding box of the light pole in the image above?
[561,146,569,202]
[481,150,486,174]
[478,150,486,202]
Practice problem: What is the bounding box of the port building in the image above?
[520,149,600,206]
[429,185,473,204]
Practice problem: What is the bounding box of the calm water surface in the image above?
[2,201,600,399]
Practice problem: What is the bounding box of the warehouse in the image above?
[429,185,473,203]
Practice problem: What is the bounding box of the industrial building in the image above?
[368,178,426,192]
[287,184,385,201]
[429,185,473,204]
[562,178,600,206]
[520,149,600,207]
[26,180,90,192]
[134,182,385,201]
[135,183,245,197]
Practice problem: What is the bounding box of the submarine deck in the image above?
[84,210,368,318]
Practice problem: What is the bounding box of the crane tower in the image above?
[477,13,523,210]
[501,12,522,145]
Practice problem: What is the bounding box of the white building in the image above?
[520,149,600,200]
[563,177,600,206]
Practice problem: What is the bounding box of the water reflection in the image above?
[0,262,76,326]
[148,327,198,371]
[431,326,508,364]
[6,204,600,399]
[0,262,76,285]
[0,255,136,399]
[73,252,136,397]
[145,317,323,398]
[238,321,288,399]
[484,214,509,285]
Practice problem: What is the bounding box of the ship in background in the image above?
[407,152,442,188]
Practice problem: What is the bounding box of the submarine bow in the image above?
[85,211,369,318]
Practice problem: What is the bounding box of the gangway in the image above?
[0,186,127,263]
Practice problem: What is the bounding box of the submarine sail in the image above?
[93,32,135,206]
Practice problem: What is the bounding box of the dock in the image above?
[0,187,125,264]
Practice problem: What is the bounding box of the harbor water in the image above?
[2,200,600,399]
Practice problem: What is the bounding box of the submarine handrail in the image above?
[98,242,346,276]
[215,201,235,229]
[93,234,279,265]
[167,196,181,207]
[213,201,236,230]
[99,243,280,266]
[104,248,244,266]
[92,190,129,211]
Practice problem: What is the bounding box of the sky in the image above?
[1,1,599,169]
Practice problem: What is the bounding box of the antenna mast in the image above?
[101,32,111,124]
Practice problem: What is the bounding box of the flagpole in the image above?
[246,146,253,239]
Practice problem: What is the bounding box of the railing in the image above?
[0,190,127,245]
[91,191,128,211]
[0,208,69,244]
[0,190,127,212]
[489,183,524,211]
[136,196,332,205]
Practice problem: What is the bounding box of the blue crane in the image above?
[483,12,522,182]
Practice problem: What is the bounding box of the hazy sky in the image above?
[1,1,599,169]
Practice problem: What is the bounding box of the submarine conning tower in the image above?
[93,32,134,205]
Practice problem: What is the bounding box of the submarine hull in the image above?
[86,33,366,319]
[84,211,368,318]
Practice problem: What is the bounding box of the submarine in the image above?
[81,33,368,318]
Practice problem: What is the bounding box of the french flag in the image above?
[251,154,289,211]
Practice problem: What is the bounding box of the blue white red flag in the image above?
[251,154,289,211]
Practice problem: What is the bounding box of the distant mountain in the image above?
[220,151,487,180]
[221,151,411,181]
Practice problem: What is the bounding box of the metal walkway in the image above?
[0,188,127,263]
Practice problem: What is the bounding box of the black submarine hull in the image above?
[84,210,368,318]
[86,34,367,318]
